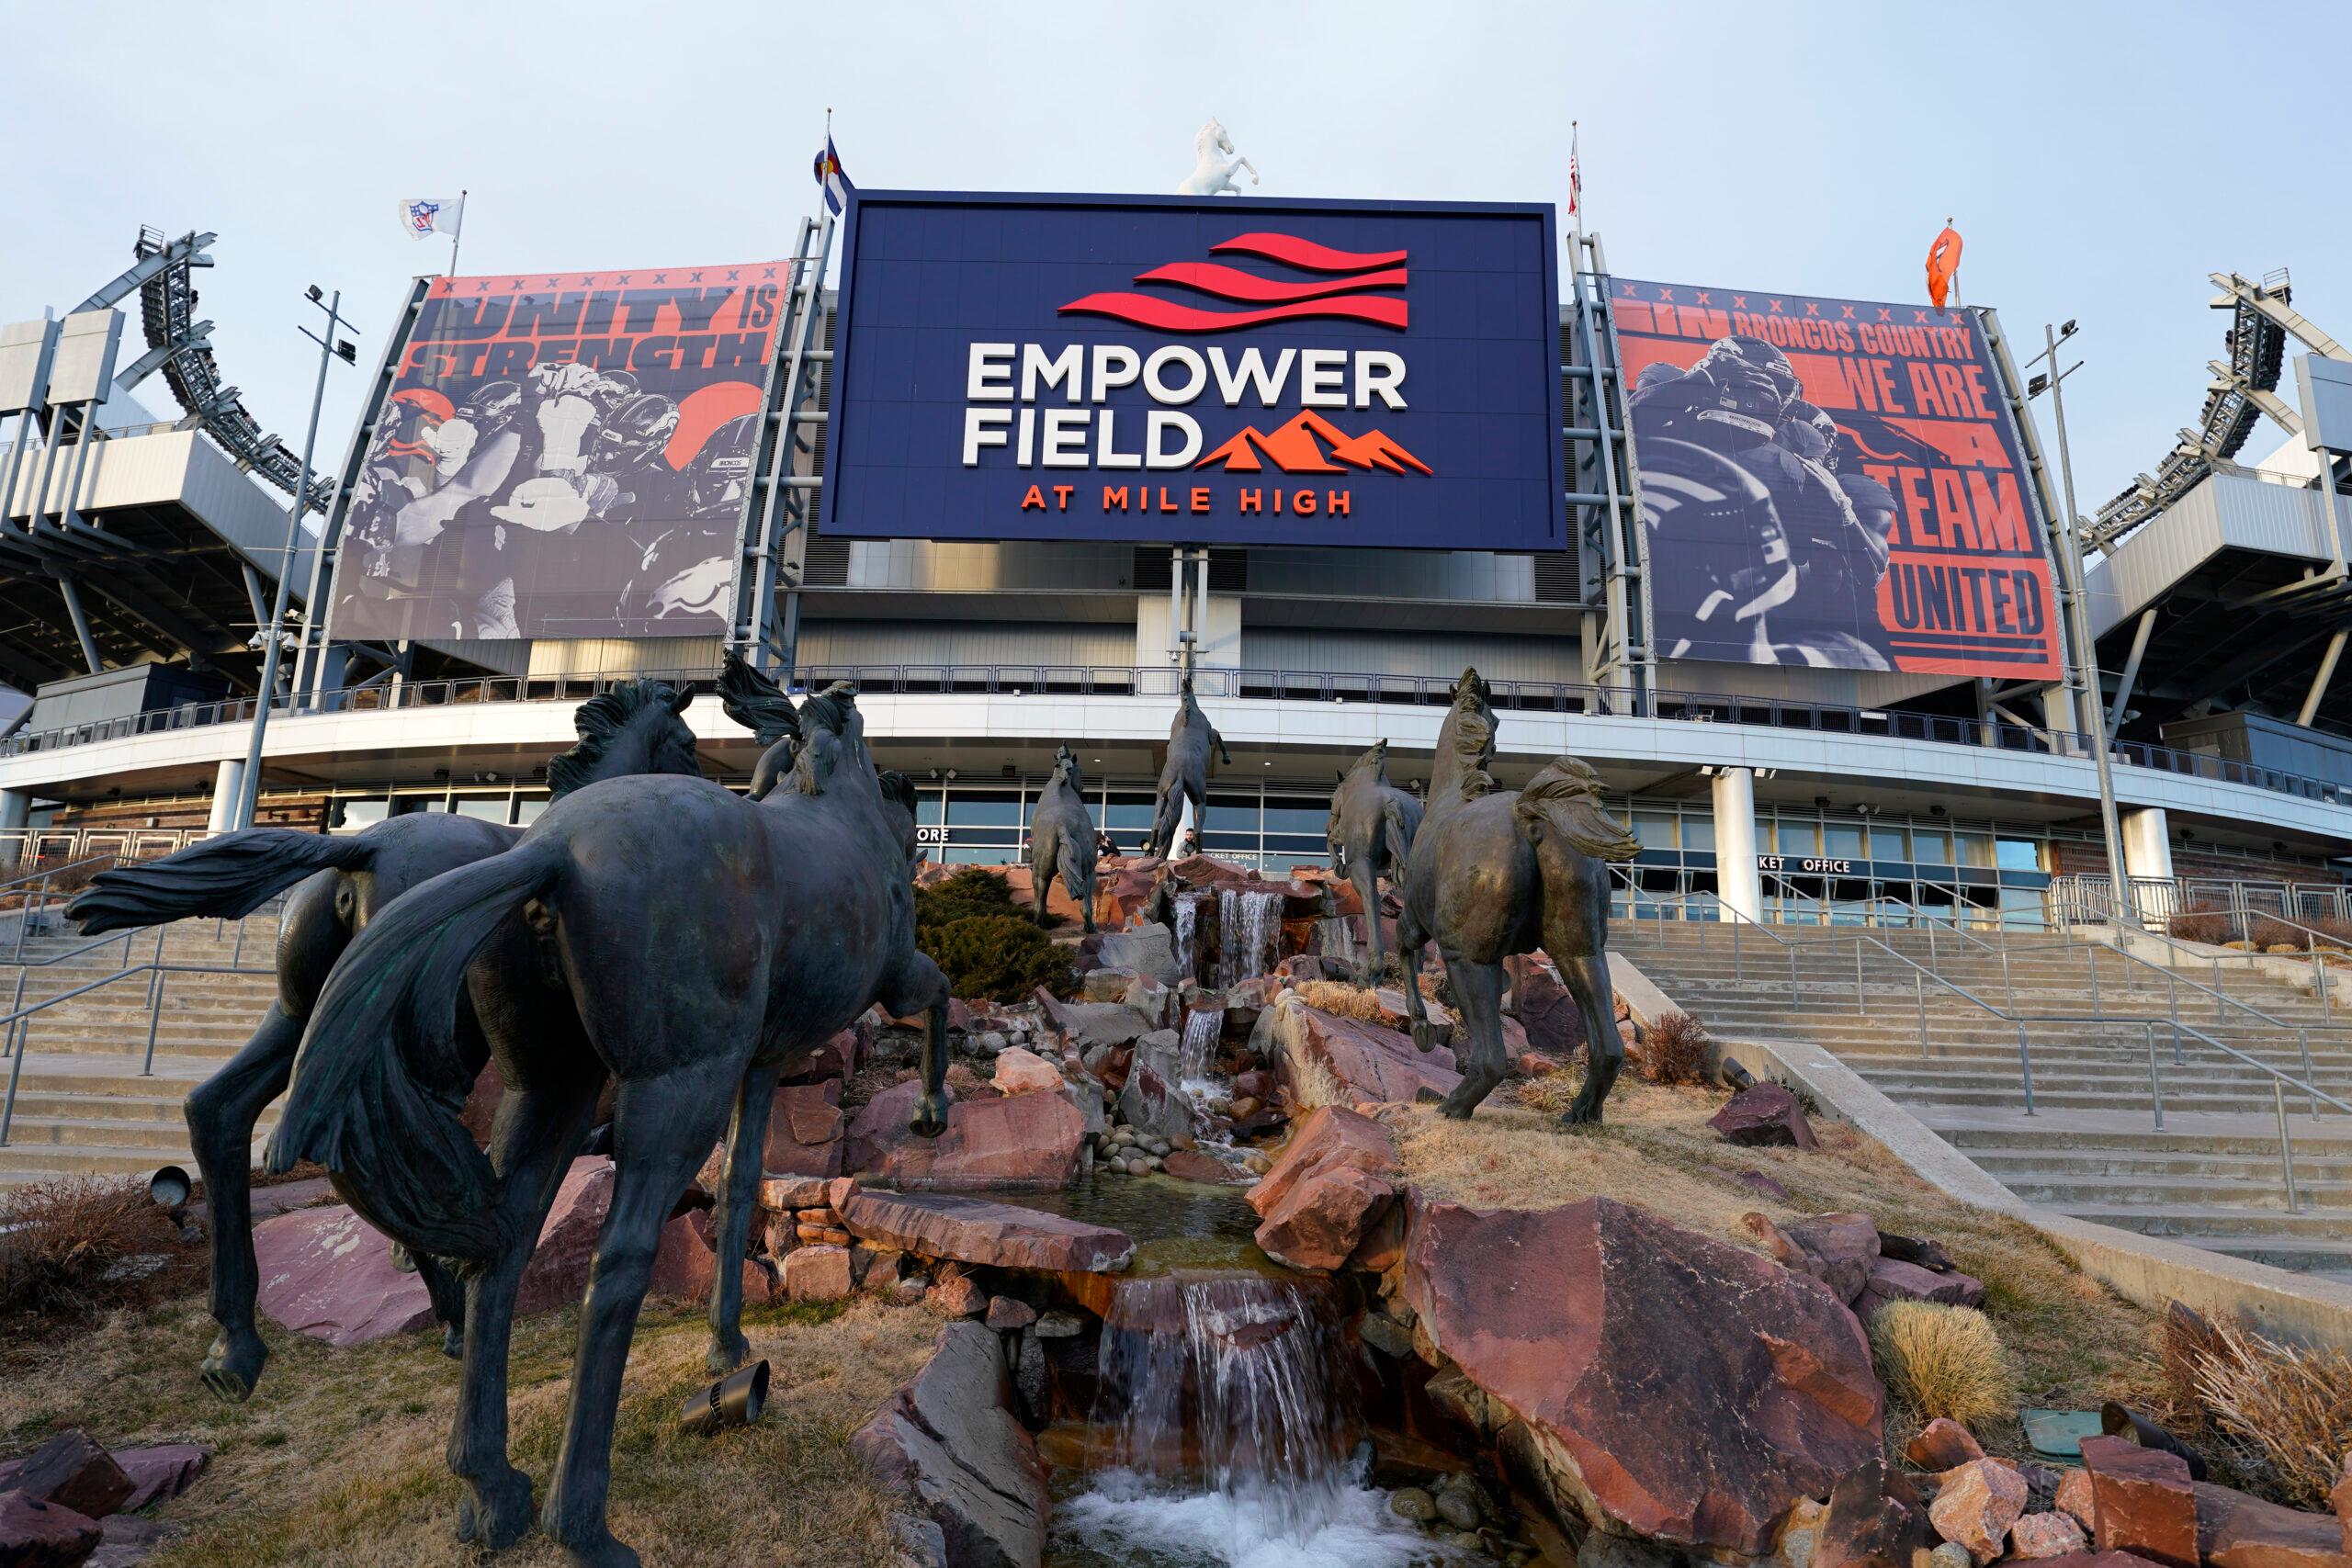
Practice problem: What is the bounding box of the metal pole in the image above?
[2038,322,2131,921]
[2298,1027,2318,1116]
[1917,970,1928,1057]
[237,289,343,829]
[2017,1023,2035,1115]
[2146,1023,2163,1130]
[141,970,164,1077]
[2274,1078,2301,1213]
[1855,941,1866,1015]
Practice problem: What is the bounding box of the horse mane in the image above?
[787,682,862,796]
[1513,756,1641,862]
[548,680,695,799]
[1441,698,1498,798]
[876,769,915,816]
[718,653,800,747]
[1344,739,1388,782]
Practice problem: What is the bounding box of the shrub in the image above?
[914,865,1038,929]
[1639,1010,1709,1086]
[0,1176,174,1324]
[2186,1317,2352,1507]
[2167,908,2234,946]
[1515,1067,1581,1114]
[1868,1301,2018,1428]
[919,913,1074,1003]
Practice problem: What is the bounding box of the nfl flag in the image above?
[398,196,463,240]
[812,137,854,216]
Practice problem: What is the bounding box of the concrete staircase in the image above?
[0,913,281,1189]
[1613,919,2352,1279]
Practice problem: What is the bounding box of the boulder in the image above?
[5,1432,133,1520]
[984,1296,1036,1332]
[1116,1059,1195,1141]
[1711,1083,1820,1149]
[786,1018,869,1086]
[1247,1105,1401,1272]
[1402,1195,1882,1556]
[1257,995,1461,1108]
[2056,1469,2096,1530]
[2189,1480,2345,1568]
[848,1080,1084,1190]
[1779,1213,1881,1304]
[782,1244,854,1303]
[254,1203,436,1345]
[990,1048,1065,1096]
[759,1174,838,1213]
[1088,925,1182,987]
[1903,1417,1984,1472]
[85,1512,179,1568]
[933,1274,987,1318]
[762,1081,845,1178]
[649,1211,774,1305]
[1928,1459,2028,1564]
[0,1492,102,1568]
[511,1158,620,1316]
[1854,1255,1986,1316]
[1740,1170,1794,1202]
[852,1322,1050,1568]
[1815,1459,1937,1568]
[1044,998,1154,1052]
[1367,987,1457,1034]
[840,1190,1134,1273]
[458,1059,504,1146]
[2079,1436,2198,1568]
[2335,1455,2351,1553]
[108,1445,209,1513]
[1161,1149,1251,1185]
[1509,955,1590,1055]
[2012,1514,2091,1559]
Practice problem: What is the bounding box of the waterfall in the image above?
[1056,1273,1429,1566]
[1215,888,1283,988]
[1172,893,1200,981]
[1178,1009,1222,1089]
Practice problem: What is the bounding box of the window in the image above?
[332,797,387,829]
[1912,829,1952,864]
[452,796,510,822]
[1775,819,1820,855]
[1957,832,1996,868]
[1632,810,1677,850]
[1996,837,2042,872]
[1823,821,1866,859]
[1869,824,1910,860]
[1680,814,1715,852]
[513,797,548,828]
[946,791,1022,827]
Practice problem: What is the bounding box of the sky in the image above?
[6,0,2347,513]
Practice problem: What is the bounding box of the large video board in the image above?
[820,193,1564,552]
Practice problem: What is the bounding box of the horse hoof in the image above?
[458,1467,537,1549]
[707,1332,752,1377]
[549,1528,640,1568]
[1559,1100,1607,1128]
[198,1332,266,1403]
[1411,1023,1443,1055]
[909,1094,951,1139]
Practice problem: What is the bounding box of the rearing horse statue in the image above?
[1395,669,1641,1122]
[1178,117,1259,196]
[1326,738,1422,986]
[266,680,948,1568]
[1029,744,1100,933]
[1148,676,1231,859]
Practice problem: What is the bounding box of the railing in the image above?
[6,658,2350,812]
[1612,879,2351,1208]
[0,897,285,1146]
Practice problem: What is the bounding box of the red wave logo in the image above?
[1059,232,1408,333]
[1194,411,1431,477]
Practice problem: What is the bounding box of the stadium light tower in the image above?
[2027,321,2132,922]
[235,287,357,829]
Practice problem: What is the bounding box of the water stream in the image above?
[1215,888,1283,988]
[1048,1271,1453,1568]
[1178,1008,1224,1095]
[1173,893,1201,980]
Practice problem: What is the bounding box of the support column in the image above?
[1711,766,1762,927]
[0,788,29,834]
[207,759,245,834]
[2119,806,2175,926]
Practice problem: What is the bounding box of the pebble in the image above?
[1127,1157,1152,1176]
[1169,1132,1196,1151]
[1434,1477,1485,1529]
[1928,1545,1973,1568]
[1389,1488,1436,1522]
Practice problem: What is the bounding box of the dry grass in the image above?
[1638,1010,1708,1087]
[1869,1302,2018,1429]
[1291,980,1392,1022]
[1383,1079,2165,1460]
[0,1286,939,1568]
[2186,1318,2352,1508]
[0,1175,194,1329]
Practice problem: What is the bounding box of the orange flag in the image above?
[1926,221,1962,309]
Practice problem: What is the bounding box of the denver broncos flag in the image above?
[1926,220,1962,309]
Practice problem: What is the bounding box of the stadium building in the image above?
[4,196,2352,1275]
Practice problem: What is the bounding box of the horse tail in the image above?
[1057,821,1091,899]
[265,836,568,1268]
[68,829,375,933]
[1380,795,1413,905]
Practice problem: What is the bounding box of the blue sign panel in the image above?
[820,193,1563,550]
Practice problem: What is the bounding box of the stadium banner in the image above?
[325,262,786,642]
[1614,278,2062,680]
[820,193,1564,551]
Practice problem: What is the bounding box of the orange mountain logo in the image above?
[1193,411,1433,477]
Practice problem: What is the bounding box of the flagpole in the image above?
[448,188,466,277]
[1568,121,1586,259]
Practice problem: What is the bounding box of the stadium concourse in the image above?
[1,201,2351,1273]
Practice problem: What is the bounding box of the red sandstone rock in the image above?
[458,1059,504,1146]
[1401,1195,1881,1556]
[1854,1255,1986,1316]
[933,1273,988,1318]
[1508,954,1591,1056]
[254,1203,436,1345]
[1711,1082,1820,1149]
[5,1431,133,1520]
[109,1444,209,1513]
[1260,996,1461,1108]
[1780,1213,1881,1304]
[2335,1454,2351,1554]
[840,1190,1134,1272]
[1814,1459,1937,1568]
[782,1244,854,1303]
[0,1492,102,1568]
[2057,1468,2096,1529]
[512,1158,621,1316]
[758,1174,835,1213]
[1929,1458,2029,1564]
[2080,1435,2199,1568]
[1161,1149,1251,1185]
[861,1082,1086,1190]
[984,1296,1036,1331]
[1904,1417,1984,1472]
[851,1321,1049,1568]
[2189,1479,2345,1568]
[759,1080,845,1178]
[990,1047,1065,1096]
[2012,1513,2091,1559]
[1247,1105,1400,1271]
[1740,1169,1794,1201]
[786,1016,869,1086]
[649,1211,775,1305]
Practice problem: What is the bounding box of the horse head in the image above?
[1051,744,1084,793]
[1431,668,1498,801]
[1344,737,1390,783]
[547,680,702,797]
[1198,118,1231,156]
[786,682,867,797]
[876,768,922,872]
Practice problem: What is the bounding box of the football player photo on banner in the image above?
[327,263,786,642]
[1613,279,2061,680]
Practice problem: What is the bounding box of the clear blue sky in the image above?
[6,0,2346,513]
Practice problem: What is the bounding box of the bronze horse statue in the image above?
[1395,669,1641,1122]
[266,680,948,1568]
[1028,744,1099,932]
[64,679,706,1402]
[1325,738,1423,985]
[1147,675,1231,859]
